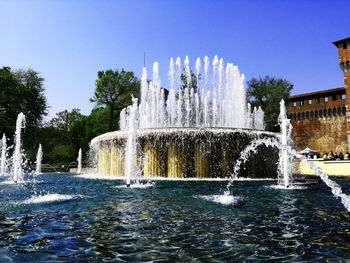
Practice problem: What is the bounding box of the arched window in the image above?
[338,107,341,115]
[319,110,323,117]
[293,113,297,120]
[324,109,327,116]
[315,110,318,118]
[343,106,346,115]
[328,108,332,116]
[302,112,305,120]
[333,108,336,116]
[306,111,309,119]
[298,112,301,120]
[310,111,314,118]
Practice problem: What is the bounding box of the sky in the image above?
[0,0,349,119]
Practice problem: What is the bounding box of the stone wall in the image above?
[287,88,347,153]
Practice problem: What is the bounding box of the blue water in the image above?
[0,173,350,262]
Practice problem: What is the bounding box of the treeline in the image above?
[0,67,140,166]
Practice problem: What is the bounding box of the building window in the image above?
[342,94,346,100]
[300,100,304,106]
[293,102,297,107]
[324,109,327,116]
[302,112,305,119]
[319,110,323,117]
[298,112,301,120]
[333,108,337,116]
[315,110,318,118]
[306,111,309,119]
[333,95,337,101]
[310,111,314,118]
[343,106,347,115]
[325,97,328,102]
[293,113,296,120]
[328,108,332,116]
[308,99,312,104]
[316,97,320,103]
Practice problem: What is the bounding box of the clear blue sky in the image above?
[0,0,349,119]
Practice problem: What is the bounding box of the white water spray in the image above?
[124,97,139,186]
[278,100,292,188]
[35,144,42,174]
[0,134,7,176]
[120,56,264,131]
[12,112,26,183]
[77,148,82,173]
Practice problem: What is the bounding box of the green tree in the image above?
[247,75,293,132]
[49,108,84,131]
[0,67,48,158]
[90,69,140,131]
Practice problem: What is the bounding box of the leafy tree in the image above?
[70,107,110,154]
[90,69,140,131]
[0,67,48,159]
[247,75,293,132]
[49,108,84,131]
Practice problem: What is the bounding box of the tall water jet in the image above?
[124,97,138,186]
[35,144,42,174]
[278,100,292,188]
[12,112,26,183]
[93,56,275,180]
[0,134,7,176]
[77,148,82,173]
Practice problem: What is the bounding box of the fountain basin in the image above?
[92,127,279,178]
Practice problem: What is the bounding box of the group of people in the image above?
[322,151,350,161]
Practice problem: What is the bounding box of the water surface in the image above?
[0,173,350,262]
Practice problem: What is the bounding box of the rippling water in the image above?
[0,173,350,262]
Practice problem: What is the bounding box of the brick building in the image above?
[287,37,350,154]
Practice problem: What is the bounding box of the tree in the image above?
[247,75,293,132]
[90,69,140,131]
[0,67,48,158]
[49,108,84,131]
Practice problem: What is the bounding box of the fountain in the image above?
[0,134,7,176]
[91,56,278,184]
[12,112,26,183]
[35,144,42,174]
[77,148,82,173]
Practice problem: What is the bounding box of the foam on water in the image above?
[269,185,307,190]
[115,182,155,189]
[20,194,84,204]
[197,194,239,205]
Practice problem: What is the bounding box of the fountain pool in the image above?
[1,173,350,262]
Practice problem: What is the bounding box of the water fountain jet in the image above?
[12,112,26,183]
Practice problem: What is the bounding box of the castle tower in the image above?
[333,37,350,150]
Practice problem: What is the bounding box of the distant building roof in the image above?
[290,87,345,99]
[333,37,350,46]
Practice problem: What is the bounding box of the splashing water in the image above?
[77,148,82,173]
[120,56,265,130]
[35,144,42,174]
[124,97,139,186]
[12,113,26,183]
[0,134,7,176]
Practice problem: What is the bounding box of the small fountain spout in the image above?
[278,100,292,188]
[77,148,82,173]
[0,134,7,176]
[35,144,42,174]
[12,113,26,183]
